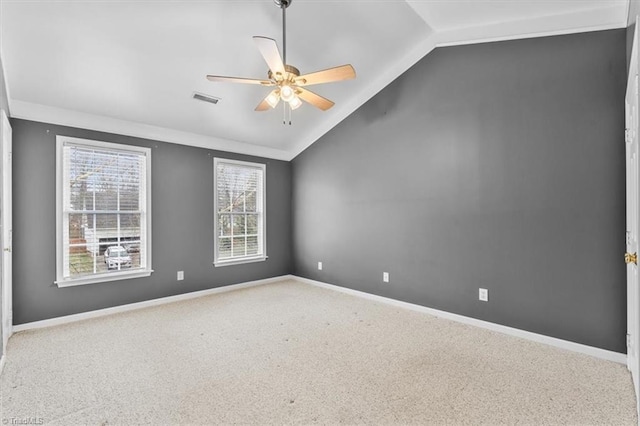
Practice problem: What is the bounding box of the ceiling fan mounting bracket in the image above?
[268,64,300,82]
[273,0,292,9]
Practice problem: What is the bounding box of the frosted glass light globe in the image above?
[280,85,295,102]
[266,92,280,108]
[289,96,302,110]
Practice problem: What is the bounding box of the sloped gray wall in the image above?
[292,29,627,352]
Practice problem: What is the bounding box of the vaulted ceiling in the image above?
[0,0,629,160]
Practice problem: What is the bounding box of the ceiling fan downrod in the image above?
[275,0,293,125]
[274,0,292,65]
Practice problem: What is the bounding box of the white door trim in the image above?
[0,109,11,355]
[625,15,640,418]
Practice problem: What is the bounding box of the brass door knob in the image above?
[626,252,638,265]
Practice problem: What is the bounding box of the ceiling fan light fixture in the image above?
[266,91,280,108]
[289,96,302,110]
[280,84,295,102]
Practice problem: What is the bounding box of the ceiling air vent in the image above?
[193,92,220,105]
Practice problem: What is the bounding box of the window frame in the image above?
[213,157,267,267]
[55,136,153,287]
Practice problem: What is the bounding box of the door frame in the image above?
[1,109,11,355]
[627,15,640,418]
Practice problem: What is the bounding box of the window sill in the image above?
[55,269,154,288]
[214,256,267,267]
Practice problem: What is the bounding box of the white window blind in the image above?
[214,158,266,266]
[56,137,152,286]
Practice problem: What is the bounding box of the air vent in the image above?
[193,92,220,105]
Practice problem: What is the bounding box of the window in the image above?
[214,158,266,266]
[56,136,152,287]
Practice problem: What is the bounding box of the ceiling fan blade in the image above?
[295,64,356,87]
[255,99,271,112]
[206,75,273,86]
[255,90,279,111]
[253,36,285,76]
[297,88,335,111]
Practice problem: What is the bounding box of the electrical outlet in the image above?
[383,272,389,283]
[177,271,184,281]
[318,262,323,271]
[479,288,488,302]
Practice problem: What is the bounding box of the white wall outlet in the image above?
[383,272,389,283]
[479,288,488,302]
[177,271,184,281]
[318,262,323,271]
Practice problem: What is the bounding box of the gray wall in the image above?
[292,29,627,352]
[11,119,291,324]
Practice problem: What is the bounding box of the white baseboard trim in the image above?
[10,274,627,365]
[13,275,291,333]
[293,275,627,365]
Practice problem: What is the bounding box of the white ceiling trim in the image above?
[435,5,627,48]
[437,21,628,48]
[10,100,291,161]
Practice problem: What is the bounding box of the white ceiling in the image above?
[0,0,629,160]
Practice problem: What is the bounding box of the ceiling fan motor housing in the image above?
[268,64,300,83]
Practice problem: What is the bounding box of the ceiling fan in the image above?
[206,0,356,124]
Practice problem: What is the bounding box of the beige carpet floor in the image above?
[0,279,637,425]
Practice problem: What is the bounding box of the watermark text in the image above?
[2,417,45,425]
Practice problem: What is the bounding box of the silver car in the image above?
[104,246,132,270]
